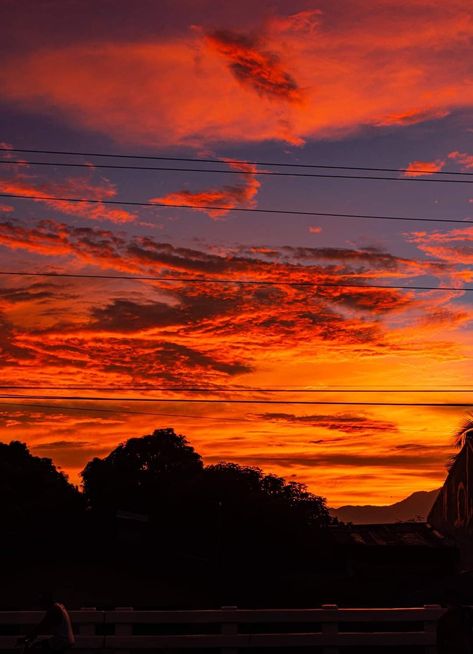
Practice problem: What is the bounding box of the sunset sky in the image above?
[2,0,473,505]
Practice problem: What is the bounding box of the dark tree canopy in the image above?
[1,430,339,607]
[0,440,81,537]
[198,462,331,528]
[81,428,203,513]
[188,462,332,566]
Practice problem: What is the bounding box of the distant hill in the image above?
[330,489,440,524]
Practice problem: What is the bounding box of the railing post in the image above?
[321,604,339,654]
[78,607,97,654]
[424,604,440,654]
[221,605,238,654]
[114,607,134,654]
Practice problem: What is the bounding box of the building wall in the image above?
[428,437,473,567]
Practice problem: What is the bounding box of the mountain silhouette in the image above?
[330,489,440,524]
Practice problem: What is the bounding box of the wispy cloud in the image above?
[375,108,449,127]
[150,159,260,218]
[0,155,136,223]
[253,412,399,433]
[448,150,473,169]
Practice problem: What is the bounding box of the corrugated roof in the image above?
[326,522,455,548]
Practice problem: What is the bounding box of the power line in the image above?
[0,269,468,293]
[1,394,472,407]
[2,192,473,226]
[0,400,248,423]
[2,146,472,178]
[0,400,457,438]
[2,158,473,184]
[1,385,473,393]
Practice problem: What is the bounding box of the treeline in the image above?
[1,429,338,608]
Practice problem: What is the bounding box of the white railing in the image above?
[0,605,444,653]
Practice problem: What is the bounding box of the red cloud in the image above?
[150,160,260,218]
[0,168,136,224]
[2,4,472,146]
[403,159,445,177]
[375,108,449,127]
[0,218,451,285]
[448,150,473,169]
[407,226,473,264]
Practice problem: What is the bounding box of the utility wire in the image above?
[0,270,468,293]
[0,400,457,437]
[1,394,472,407]
[0,400,248,423]
[2,192,472,226]
[1,158,473,184]
[1,385,473,393]
[2,147,472,178]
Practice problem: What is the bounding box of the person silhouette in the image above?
[20,592,75,653]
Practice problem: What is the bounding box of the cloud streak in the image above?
[0,156,136,223]
[150,160,260,218]
[254,412,399,433]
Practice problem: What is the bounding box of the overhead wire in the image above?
[0,269,468,293]
[2,146,472,177]
[1,385,472,393]
[0,400,248,423]
[2,192,472,226]
[3,191,473,227]
[2,158,473,184]
[0,400,459,439]
[1,393,472,406]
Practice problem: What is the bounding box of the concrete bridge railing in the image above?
[0,604,444,653]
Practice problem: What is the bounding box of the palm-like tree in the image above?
[454,416,473,449]
[448,417,473,469]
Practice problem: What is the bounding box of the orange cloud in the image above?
[254,412,398,434]
[375,108,449,126]
[0,166,136,223]
[0,218,454,286]
[1,3,472,146]
[150,160,260,218]
[448,150,473,168]
[403,159,445,177]
[407,226,473,264]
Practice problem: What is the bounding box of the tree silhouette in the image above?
[80,430,333,580]
[190,463,333,563]
[81,428,203,514]
[0,440,81,546]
